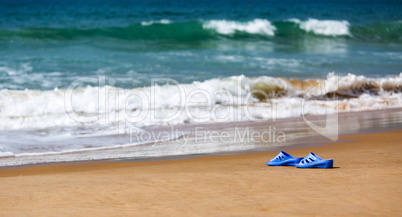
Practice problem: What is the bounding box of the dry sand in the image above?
[0,130,401,216]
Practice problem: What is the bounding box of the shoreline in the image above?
[0,124,399,171]
[1,107,402,168]
[0,129,401,215]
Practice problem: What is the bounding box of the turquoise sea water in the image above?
[0,0,402,161]
[0,0,401,90]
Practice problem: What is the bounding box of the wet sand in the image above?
[2,108,402,167]
[0,129,401,216]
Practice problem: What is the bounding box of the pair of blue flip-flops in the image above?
[266,151,333,168]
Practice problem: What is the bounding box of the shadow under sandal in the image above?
[266,151,303,166]
[296,152,333,168]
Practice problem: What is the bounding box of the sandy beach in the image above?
[1,1,402,216]
[0,129,401,216]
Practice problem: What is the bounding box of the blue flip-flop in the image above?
[296,152,333,168]
[266,151,303,166]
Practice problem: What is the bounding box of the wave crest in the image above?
[250,73,402,99]
[295,18,350,36]
[203,19,276,36]
[0,19,400,42]
[0,73,401,131]
[141,19,171,26]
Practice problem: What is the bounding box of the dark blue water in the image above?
[0,0,402,90]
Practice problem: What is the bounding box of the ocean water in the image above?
[0,0,402,161]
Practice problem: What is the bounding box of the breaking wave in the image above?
[290,18,350,36]
[0,73,401,131]
[0,19,401,42]
[203,19,276,36]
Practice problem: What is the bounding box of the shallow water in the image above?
[1,108,402,167]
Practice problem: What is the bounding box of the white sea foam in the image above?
[287,18,302,24]
[0,73,401,160]
[0,63,32,76]
[203,19,276,36]
[141,19,171,26]
[0,149,14,157]
[0,73,401,132]
[297,18,350,36]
